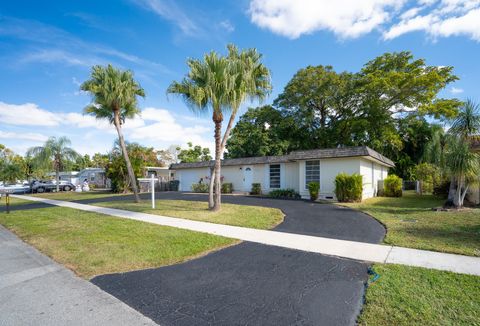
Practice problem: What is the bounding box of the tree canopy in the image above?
[226,51,461,178]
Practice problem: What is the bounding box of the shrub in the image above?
[251,183,262,195]
[413,163,441,194]
[221,183,233,193]
[334,173,363,202]
[384,175,403,197]
[191,183,208,193]
[269,188,300,199]
[433,180,450,198]
[307,181,320,201]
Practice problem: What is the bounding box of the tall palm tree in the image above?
[81,64,145,202]
[27,137,80,192]
[168,52,236,210]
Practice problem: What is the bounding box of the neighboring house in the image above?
[76,168,109,188]
[46,171,79,184]
[144,166,176,181]
[171,146,394,200]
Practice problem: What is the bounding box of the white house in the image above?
[171,146,394,200]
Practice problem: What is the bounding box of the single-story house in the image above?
[76,168,109,188]
[171,146,394,200]
[144,166,176,181]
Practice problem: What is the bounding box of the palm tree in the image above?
[81,64,145,203]
[27,137,80,191]
[168,52,235,210]
[445,99,480,207]
[445,137,480,207]
[221,44,271,152]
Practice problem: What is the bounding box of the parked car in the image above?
[0,182,30,194]
[30,180,75,193]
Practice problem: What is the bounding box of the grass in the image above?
[342,192,480,256]
[0,205,234,279]
[94,200,284,230]
[33,190,122,201]
[358,264,480,325]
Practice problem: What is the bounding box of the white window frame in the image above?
[305,160,320,189]
[269,164,281,189]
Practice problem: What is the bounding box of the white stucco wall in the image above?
[177,157,391,200]
[176,168,210,191]
[299,158,362,199]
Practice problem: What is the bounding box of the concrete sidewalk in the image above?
[0,225,157,326]
[13,194,480,276]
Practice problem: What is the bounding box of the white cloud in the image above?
[0,102,60,126]
[132,0,199,35]
[248,0,480,42]
[450,87,464,94]
[0,131,49,142]
[0,101,214,155]
[384,1,480,41]
[249,0,403,39]
[219,20,235,33]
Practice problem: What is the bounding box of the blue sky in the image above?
[1,0,479,155]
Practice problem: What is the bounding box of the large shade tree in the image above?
[27,137,80,191]
[81,64,145,202]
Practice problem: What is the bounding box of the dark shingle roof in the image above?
[170,146,394,169]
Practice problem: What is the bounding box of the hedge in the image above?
[251,183,262,195]
[221,183,233,194]
[269,188,300,199]
[384,175,402,197]
[334,173,363,202]
[191,183,208,193]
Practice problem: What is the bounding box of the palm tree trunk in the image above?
[212,118,222,211]
[114,112,140,203]
[220,111,237,153]
[445,177,456,207]
[55,167,60,192]
[208,167,214,209]
[453,177,463,208]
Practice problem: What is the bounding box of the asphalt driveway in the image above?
[87,193,384,326]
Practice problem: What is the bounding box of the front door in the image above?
[243,166,253,192]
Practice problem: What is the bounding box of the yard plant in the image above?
[334,173,362,202]
[307,181,320,201]
[384,175,403,197]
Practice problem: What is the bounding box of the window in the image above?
[269,164,281,188]
[90,173,95,182]
[305,160,320,188]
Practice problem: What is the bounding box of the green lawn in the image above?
[33,190,123,201]
[342,192,480,256]
[31,192,285,229]
[0,205,234,279]
[358,264,480,325]
[95,200,284,229]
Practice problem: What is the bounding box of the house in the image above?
[144,166,176,181]
[76,168,109,188]
[171,146,394,200]
[46,171,79,184]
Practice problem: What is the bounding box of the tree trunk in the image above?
[114,112,140,203]
[55,167,60,192]
[445,177,456,207]
[453,177,463,208]
[208,167,214,209]
[212,114,223,211]
[461,184,469,207]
